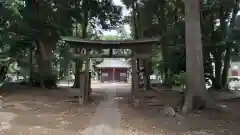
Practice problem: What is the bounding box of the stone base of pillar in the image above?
[133,98,140,107]
[0,96,3,108]
[78,97,84,105]
[130,96,140,107]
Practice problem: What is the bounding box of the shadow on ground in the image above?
[0,85,104,134]
[117,88,240,135]
[1,83,240,134]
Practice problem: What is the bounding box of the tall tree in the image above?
[182,0,213,113]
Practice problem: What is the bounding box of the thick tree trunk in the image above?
[222,47,231,87]
[73,59,82,88]
[35,48,45,88]
[34,41,56,88]
[222,2,238,88]
[143,59,150,89]
[213,50,223,89]
[183,0,214,114]
[72,22,81,88]
[28,45,33,85]
[159,0,170,87]
[0,65,8,82]
[132,0,139,39]
[40,41,54,83]
[73,0,89,88]
[146,61,151,89]
[132,0,142,88]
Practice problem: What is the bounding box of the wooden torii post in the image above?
[137,49,152,90]
[130,47,152,104]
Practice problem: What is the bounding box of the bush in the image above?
[173,72,186,89]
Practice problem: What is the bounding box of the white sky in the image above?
[102,0,130,36]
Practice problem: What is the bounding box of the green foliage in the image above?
[1,0,238,91]
[122,0,240,89]
[1,0,123,57]
[0,57,15,86]
[8,61,20,73]
[173,72,186,86]
[100,27,132,40]
[1,0,123,87]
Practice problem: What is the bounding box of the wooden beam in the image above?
[72,53,151,59]
[61,36,160,49]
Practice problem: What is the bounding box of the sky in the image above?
[102,0,130,36]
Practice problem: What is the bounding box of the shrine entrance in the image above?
[61,36,160,104]
[96,58,130,82]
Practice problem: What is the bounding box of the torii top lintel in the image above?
[61,36,160,49]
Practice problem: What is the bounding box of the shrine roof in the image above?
[61,36,160,48]
[96,58,130,68]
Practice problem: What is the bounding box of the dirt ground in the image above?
[0,83,240,135]
[120,90,240,135]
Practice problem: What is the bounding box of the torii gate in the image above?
[61,36,160,104]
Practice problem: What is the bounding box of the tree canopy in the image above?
[1,0,240,113]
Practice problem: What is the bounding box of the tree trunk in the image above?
[146,60,151,89]
[0,65,9,82]
[73,59,82,88]
[35,41,55,88]
[73,0,89,88]
[135,0,141,37]
[28,44,33,85]
[221,47,231,87]
[159,0,170,87]
[72,21,81,88]
[143,59,150,89]
[222,2,239,87]
[213,50,223,89]
[35,47,45,88]
[183,0,212,114]
[132,0,139,39]
[132,0,142,88]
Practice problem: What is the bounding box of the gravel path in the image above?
[80,87,123,135]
